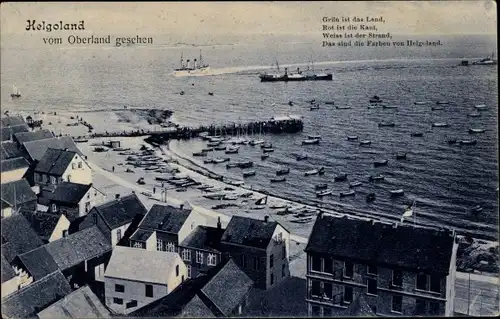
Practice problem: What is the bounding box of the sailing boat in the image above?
[11,85,21,98]
[173,50,210,76]
[472,51,497,65]
[250,122,265,146]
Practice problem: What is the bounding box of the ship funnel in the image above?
[297,67,300,73]
[194,59,198,69]
[186,59,191,69]
[284,68,288,75]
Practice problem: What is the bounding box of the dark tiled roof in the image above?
[94,193,147,229]
[1,156,30,172]
[44,226,112,271]
[1,141,27,160]
[47,182,92,204]
[1,116,26,127]
[34,148,76,176]
[13,129,53,144]
[139,204,192,234]
[37,285,111,319]
[29,212,64,239]
[1,179,37,207]
[180,226,224,252]
[14,246,59,281]
[1,124,29,142]
[221,216,278,249]
[0,270,72,319]
[22,137,82,162]
[347,293,376,317]
[201,259,253,316]
[181,294,215,317]
[1,254,16,284]
[130,229,155,242]
[305,215,456,274]
[1,214,44,263]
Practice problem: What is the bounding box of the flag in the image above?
[400,201,415,223]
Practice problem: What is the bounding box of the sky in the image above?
[0,1,497,44]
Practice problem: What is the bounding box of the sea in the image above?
[1,34,498,240]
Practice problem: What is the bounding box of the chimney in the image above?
[115,194,120,200]
[217,216,221,230]
[264,215,269,223]
[180,204,184,210]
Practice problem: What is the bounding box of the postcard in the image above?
[1,1,498,318]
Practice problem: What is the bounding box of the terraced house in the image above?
[304,213,458,317]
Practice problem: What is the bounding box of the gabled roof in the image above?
[93,193,147,229]
[201,259,253,316]
[0,271,72,319]
[37,285,111,319]
[220,216,279,249]
[22,136,82,162]
[1,214,44,263]
[1,141,27,160]
[139,204,192,234]
[14,246,59,281]
[305,214,456,275]
[44,226,112,271]
[34,148,77,176]
[13,129,54,145]
[1,156,30,172]
[130,229,155,242]
[180,225,224,253]
[1,179,37,208]
[1,124,29,141]
[104,246,179,285]
[181,294,215,317]
[1,254,16,284]
[28,212,65,240]
[1,116,26,127]
[47,182,93,204]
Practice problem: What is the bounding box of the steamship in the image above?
[259,60,332,82]
[173,50,210,76]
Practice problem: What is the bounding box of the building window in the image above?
[344,261,354,278]
[311,305,320,316]
[323,282,332,299]
[416,273,428,290]
[66,175,71,182]
[392,295,403,313]
[145,284,153,297]
[133,241,143,248]
[94,263,105,280]
[429,301,440,315]
[367,278,377,295]
[282,245,286,260]
[51,176,57,184]
[126,300,137,309]
[416,299,426,315]
[113,298,123,305]
[62,230,68,237]
[324,257,332,274]
[85,202,91,213]
[270,254,274,268]
[51,203,57,212]
[115,284,125,293]
[367,265,378,275]
[182,249,191,261]
[72,163,76,169]
[196,251,204,264]
[312,255,321,272]
[344,286,353,304]
[116,229,122,242]
[270,273,274,285]
[323,307,332,317]
[282,264,286,278]
[311,280,321,297]
[187,265,191,278]
[42,174,47,183]
[78,161,82,168]
[430,276,441,293]
[176,265,179,277]
[166,242,175,252]
[156,239,164,251]
[208,253,216,266]
[191,222,195,230]
[392,269,403,287]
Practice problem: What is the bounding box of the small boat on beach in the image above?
[349,181,362,188]
[270,203,289,209]
[208,92,214,96]
[310,105,319,110]
[475,104,487,109]
[249,139,265,146]
[226,163,239,169]
[238,161,254,169]
[261,154,269,160]
[436,101,450,105]
[378,122,395,127]
[296,154,308,161]
[347,135,358,141]
[302,138,320,145]
[382,105,398,109]
[214,145,227,151]
[336,105,351,109]
[225,146,239,154]
[340,190,356,197]
[308,134,322,140]
[374,159,388,167]
[459,140,477,145]
[202,148,214,152]
[396,153,407,160]
[276,167,290,176]
[390,189,404,197]
[207,141,221,147]
[369,174,385,182]
[74,138,89,143]
[431,106,444,111]
[262,148,274,153]
[226,180,245,186]
[448,139,457,144]
[316,189,332,197]
[261,142,272,149]
[213,157,230,163]
[468,112,481,118]
[305,167,325,176]
[325,101,335,105]
[414,101,429,105]
[315,183,328,190]
[243,170,256,178]
[366,193,376,202]
[270,176,286,183]
[369,95,382,103]
[432,122,449,127]
[359,140,372,146]
[469,128,485,134]
[334,174,348,182]
[193,151,207,157]
[411,132,424,137]
[204,159,214,164]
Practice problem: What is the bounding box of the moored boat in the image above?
[347,135,358,141]
[336,105,351,109]
[369,95,382,103]
[263,148,274,153]
[238,161,254,169]
[261,142,273,149]
[213,157,230,163]
[325,101,335,105]
[390,189,404,197]
[448,139,457,144]
[296,153,308,161]
[261,154,269,160]
[475,104,487,109]
[276,167,290,176]
[432,122,449,127]
[431,106,444,111]
[469,128,485,134]
[243,170,256,177]
[378,122,395,127]
[305,167,324,176]
[316,189,333,197]
[193,151,207,157]
[204,158,214,164]
[468,112,481,117]
[359,140,372,146]
[270,176,286,183]
[226,163,239,169]
[214,145,227,151]
[227,180,245,186]
[396,153,407,160]
[382,105,398,109]
[369,174,385,182]
[315,183,328,190]
[349,181,362,188]
[471,205,483,215]
[250,139,265,146]
[308,134,322,140]
[310,105,320,110]
[334,174,347,182]
[436,101,450,105]
[202,148,214,152]
[414,101,429,105]
[207,141,221,147]
[374,159,388,167]
[411,132,424,137]
[302,138,320,145]
[340,190,356,197]
[225,146,239,154]
[459,140,477,145]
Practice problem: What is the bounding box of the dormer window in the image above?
[51,203,57,212]
[50,176,57,185]
[78,162,82,168]
[72,163,76,170]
